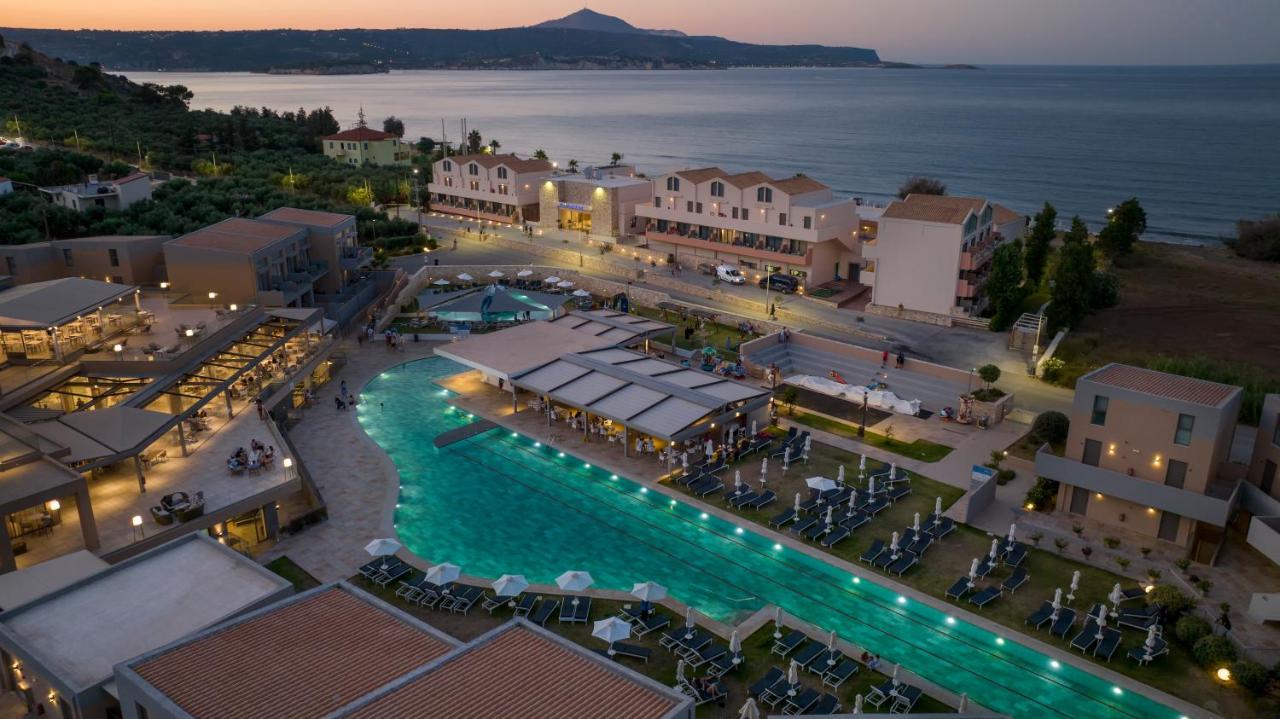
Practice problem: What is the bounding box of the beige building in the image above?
[1035,363,1242,558]
[862,194,1024,323]
[164,218,323,309]
[322,127,410,166]
[40,173,152,213]
[1,235,168,287]
[1248,394,1280,499]
[635,167,861,288]
[428,153,555,224]
[257,207,370,296]
[537,165,651,240]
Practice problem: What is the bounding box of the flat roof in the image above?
[258,207,354,228]
[0,535,287,691]
[548,309,673,344]
[0,457,84,511]
[0,277,136,328]
[338,622,687,719]
[0,551,107,612]
[130,584,457,719]
[168,218,301,255]
[557,174,649,189]
[434,320,618,379]
[1083,363,1241,408]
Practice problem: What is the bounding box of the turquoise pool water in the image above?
[362,358,1191,719]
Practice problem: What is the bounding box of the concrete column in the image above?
[133,456,146,493]
[76,485,100,551]
[176,423,189,457]
[0,524,15,574]
[50,328,64,363]
[511,386,518,414]
[623,425,629,458]
[224,390,235,419]
[262,502,280,541]
[134,290,141,311]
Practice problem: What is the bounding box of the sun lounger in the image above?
[771,630,806,656]
[802,521,830,541]
[749,667,785,697]
[872,549,899,571]
[969,586,1001,608]
[746,490,778,509]
[859,539,886,565]
[482,592,520,613]
[685,642,727,668]
[865,497,890,515]
[1025,601,1055,628]
[448,585,483,614]
[793,640,826,668]
[946,577,975,601]
[888,551,919,576]
[760,678,796,708]
[840,510,870,531]
[798,495,822,514]
[373,563,411,587]
[558,596,591,623]
[610,642,652,663]
[1070,618,1101,653]
[363,557,405,581]
[1127,638,1169,665]
[631,612,671,637]
[973,558,994,579]
[810,693,840,715]
[512,593,537,616]
[926,516,956,539]
[1005,543,1028,567]
[691,476,724,497]
[865,678,897,709]
[1001,566,1030,594]
[1094,627,1123,660]
[415,582,449,608]
[1049,607,1078,637]
[1118,586,1147,602]
[708,650,745,677]
[729,490,759,508]
[677,470,705,487]
[358,558,387,579]
[681,678,727,706]
[890,684,922,713]
[782,687,821,715]
[770,508,799,527]
[394,574,426,598]
[906,536,932,557]
[887,484,912,503]
[821,526,850,548]
[792,515,820,535]
[899,528,918,546]
[822,657,859,688]
[528,598,559,626]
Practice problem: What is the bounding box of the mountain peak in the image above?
[533,8,687,37]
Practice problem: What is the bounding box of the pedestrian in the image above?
[453,238,458,250]
[255,398,266,420]
[881,349,889,367]
[896,351,905,368]
[769,302,776,319]
[340,380,348,398]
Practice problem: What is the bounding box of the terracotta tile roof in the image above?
[882,194,989,225]
[259,207,354,228]
[114,172,150,185]
[343,624,682,719]
[673,167,727,184]
[0,176,10,183]
[169,218,301,254]
[324,127,398,141]
[993,203,1023,225]
[770,174,828,195]
[1085,363,1240,408]
[133,586,454,719]
[451,153,553,174]
[724,170,773,189]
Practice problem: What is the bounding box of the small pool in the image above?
[361,358,1190,719]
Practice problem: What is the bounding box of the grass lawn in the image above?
[1004,429,1062,463]
[633,305,761,362]
[265,555,322,592]
[354,578,954,717]
[789,410,954,463]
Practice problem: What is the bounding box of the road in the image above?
[390,209,1072,415]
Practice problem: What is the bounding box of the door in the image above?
[848,263,860,283]
[1164,459,1188,489]
[1262,459,1277,495]
[1082,439,1102,467]
[1069,486,1090,515]
[1158,511,1181,542]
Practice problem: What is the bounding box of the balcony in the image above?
[638,205,825,243]
[960,243,995,271]
[339,246,374,271]
[1035,446,1233,525]
[956,279,976,298]
[644,230,812,266]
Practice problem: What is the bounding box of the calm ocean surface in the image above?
[128,66,1280,242]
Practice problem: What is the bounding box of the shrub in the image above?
[1031,411,1070,445]
[1192,635,1238,667]
[1148,585,1197,620]
[1175,557,1192,573]
[1029,531,1044,547]
[1081,546,1093,561]
[1146,568,1161,582]
[1173,615,1211,646]
[1139,546,1152,558]
[1053,538,1068,554]
[1103,537,1120,549]
[995,468,1015,485]
[1089,271,1121,309]
[1024,477,1059,510]
[1071,523,1084,537]
[1232,660,1269,694]
[1227,215,1280,262]
[1197,578,1214,596]
[1115,557,1131,571]
[977,364,1001,387]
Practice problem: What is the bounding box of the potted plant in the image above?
[1115,557,1131,572]
[1103,537,1120,550]
[1081,545,1093,562]
[1175,557,1192,574]
[1053,538,1068,555]
[1029,531,1044,548]
[1139,547,1152,559]
[1147,568,1162,583]
[1071,523,1084,539]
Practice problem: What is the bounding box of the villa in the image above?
[428,153,555,224]
[321,126,410,166]
[634,167,862,289]
[40,173,152,213]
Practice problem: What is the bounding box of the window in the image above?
[1272,414,1279,446]
[666,177,680,192]
[497,167,508,179]
[803,215,812,229]
[469,181,480,191]
[62,249,74,267]
[363,142,368,149]
[779,213,787,226]
[695,202,703,214]
[1157,512,1181,542]
[756,187,773,203]
[1090,395,1109,426]
[108,248,120,267]
[740,207,747,218]
[442,160,452,172]
[731,207,739,219]
[468,164,479,176]
[1263,459,1277,495]
[1082,439,1102,467]
[686,201,693,213]
[136,702,150,719]
[1069,486,1090,515]
[328,142,333,149]
[653,197,660,208]
[710,181,724,197]
[1164,460,1187,489]
[498,184,508,194]
[1174,413,1194,446]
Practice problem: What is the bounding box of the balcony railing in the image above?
[339,246,374,271]
[644,230,812,265]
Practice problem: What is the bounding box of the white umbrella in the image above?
[889,531,900,559]
[705,439,715,456]
[1096,607,1108,639]
[852,694,864,714]
[593,616,632,655]
[889,462,897,480]
[734,469,743,489]
[683,606,696,639]
[1051,588,1063,618]
[837,465,846,485]
[773,606,784,638]
[806,476,836,493]
[738,697,760,719]
[456,272,474,281]
[487,270,505,278]
[891,663,901,687]
[1068,570,1081,602]
[675,658,687,685]
[826,629,839,665]
[557,570,594,608]
[793,492,802,514]
[425,562,461,585]
[846,500,857,518]
[968,558,980,586]
[858,453,867,476]
[631,581,668,603]
[730,629,743,664]
[782,445,792,470]
[751,419,758,436]
[787,660,800,696]
[557,280,574,288]
[492,574,528,597]
[1144,624,1159,654]
[761,456,768,478]
[934,496,943,525]
[517,268,534,277]
[1109,583,1124,617]
[988,538,1000,562]
[432,278,451,286]
[572,289,592,298]
[801,445,810,464]
[363,537,401,570]
[958,693,969,712]
[1007,523,1018,545]
[681,452,689,470]
[804,434,812,454]
[544,276,562,284]
[912,512,921,534]
[867,475,877,495]
[824,505,835,526]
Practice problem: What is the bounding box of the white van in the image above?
[715,265,746,284]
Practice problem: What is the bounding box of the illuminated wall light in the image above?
[1095,493,1104,500]
[1107,443,1116,455]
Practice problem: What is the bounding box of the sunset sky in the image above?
[6,0,1278,65]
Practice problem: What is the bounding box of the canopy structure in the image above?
[547,310,674,347]
[427,286,569,323]
[0,278,137,329]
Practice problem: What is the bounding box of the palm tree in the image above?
[466,129,482,154]
[610,151,624,165]
[533,149,549,160]
[488,139,501,154]
[567,158,579,172]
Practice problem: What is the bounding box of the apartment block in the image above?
[1,235,168,286]
[862,194,1024,322]
[634,167,861,288]
[164,218,325,309]
[322,127,410,166]
[428,153,555,224]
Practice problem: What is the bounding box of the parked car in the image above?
[715,265,746,284]
[758,273,799,293]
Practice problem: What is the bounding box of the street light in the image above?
[967,367,977,393]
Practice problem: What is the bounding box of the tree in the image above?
[1098,198,1147,258]
[465,129,482,154]
[488,139,501,154]
[567,158,579,172]
[532,149,549,160]
[610,151,624,165]
[1062,215,1088,244]
[1031,411,1069,445]
[984,239,1025,330]
[414,136,435,154]
[896,176,945,199]
[1227,215,1280,262]
[1046,224,1096,332]
[382,116,404,137]
[1024,202,1056,286]
[977,364,1001,388]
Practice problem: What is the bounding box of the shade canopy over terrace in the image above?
[0,278,137,329]
[434,321,618,381]
[547,309,674,346]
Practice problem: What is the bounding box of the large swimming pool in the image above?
[360,358,1191,719]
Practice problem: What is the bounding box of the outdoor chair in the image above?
[729,490,760,509]
[609,642,652,663]
[792,640,826,668]
[822,658,859,689]
[1001,566,1030,594]
[946,577,975,601]
[1094,627,1123,661]
[746,490,777,509]
[890,685,923,714]
[968,586,1001,608]
[821,526,850,548]
[1070,618,1102,653]
[888,552,919,576]
[769,507,798,527]
[771,630,805,657]
[528,598,559,626]
[1049,607,1078,638]
[840,510,870,531]
[792,515,820,536]
[858,539,886,564]
[1025,601,1055,629]
[1127,638,1169,665]
[782,687,820,715]
[1005,543,1029,567]
[685,642,727,669]
[809,693,840,714]
[749,667,785,697]
[864,678,897,709]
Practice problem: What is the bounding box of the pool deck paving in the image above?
[265,336,1217,719]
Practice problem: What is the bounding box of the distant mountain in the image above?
[0,12,884,72]
[532,8,687,38]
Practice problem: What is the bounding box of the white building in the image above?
[537,165,651,240]
[40,173,152,213]
[634,167,861,288]
[0,176,13,195]
[428,153,555,224]
[861,194,1024,323]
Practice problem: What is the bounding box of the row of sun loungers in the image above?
[945,566,1030,608]
[376,563,568,625]
[1023,598,1168,664]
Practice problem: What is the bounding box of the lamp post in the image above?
[967,367,976,394]
[858,393,868,437]
[412,168,421,212]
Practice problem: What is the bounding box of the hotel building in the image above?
[1248,394,1280,499]
[861,194,1025,323]
[428,153,555,224]
[0,235,169,287]
[321,127,410,166]
[634,168,861,288]
[537,164,652,240]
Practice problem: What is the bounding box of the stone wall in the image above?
[866,302,954,327]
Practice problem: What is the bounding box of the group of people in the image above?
[334,379,359,410]
[227,438,275,472]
